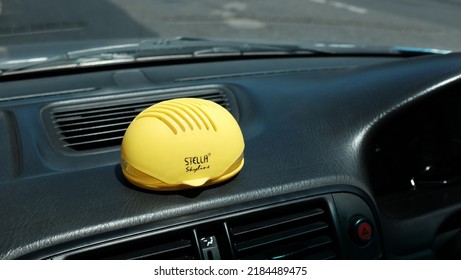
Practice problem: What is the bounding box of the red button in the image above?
[350,217,374,245]
[357,221,372,242]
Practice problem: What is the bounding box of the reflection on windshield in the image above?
[0,0,460,51]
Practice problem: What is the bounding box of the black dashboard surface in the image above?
[1,53,461,259]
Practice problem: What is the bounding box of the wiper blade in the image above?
[393,46,451,55]
[0,46,138,75]
[0,37,332,76]
[133,37,332,60]
[0,37,451,76]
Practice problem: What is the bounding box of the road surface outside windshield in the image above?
[0,0,460,51]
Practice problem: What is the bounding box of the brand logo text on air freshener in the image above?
[185,153,211,173]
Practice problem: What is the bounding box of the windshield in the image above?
[0,0,459,59]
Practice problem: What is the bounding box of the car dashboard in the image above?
[1,52,461,259]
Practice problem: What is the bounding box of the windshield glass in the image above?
[0,0,459,59]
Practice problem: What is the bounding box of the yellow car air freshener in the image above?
[121,98,244,191]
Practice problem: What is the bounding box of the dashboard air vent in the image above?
[44,87,236,153]
[53,231,198,260]
[41,194,364,260]
[226,200,338,260]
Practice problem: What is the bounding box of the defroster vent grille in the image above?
[43,87,236,153]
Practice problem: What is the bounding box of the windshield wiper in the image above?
[0,37,333,76]
[0,37,451,76]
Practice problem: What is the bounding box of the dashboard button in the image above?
[351,217,373,245]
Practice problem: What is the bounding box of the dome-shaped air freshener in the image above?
[121,98,244,191]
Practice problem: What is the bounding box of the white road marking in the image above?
[225,18,266,29]
[211,10,234,18]
[223,2,247,12]
[214,2,266,30]
[330,1,368,14]
[308,0,368,15]
[309,0,327,4]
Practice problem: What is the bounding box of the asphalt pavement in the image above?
[1,0,461,50]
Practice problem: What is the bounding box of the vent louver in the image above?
[227,201,338,260]
[54,231,198,260]
[44,88,235,153]
[44,197,344,260]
